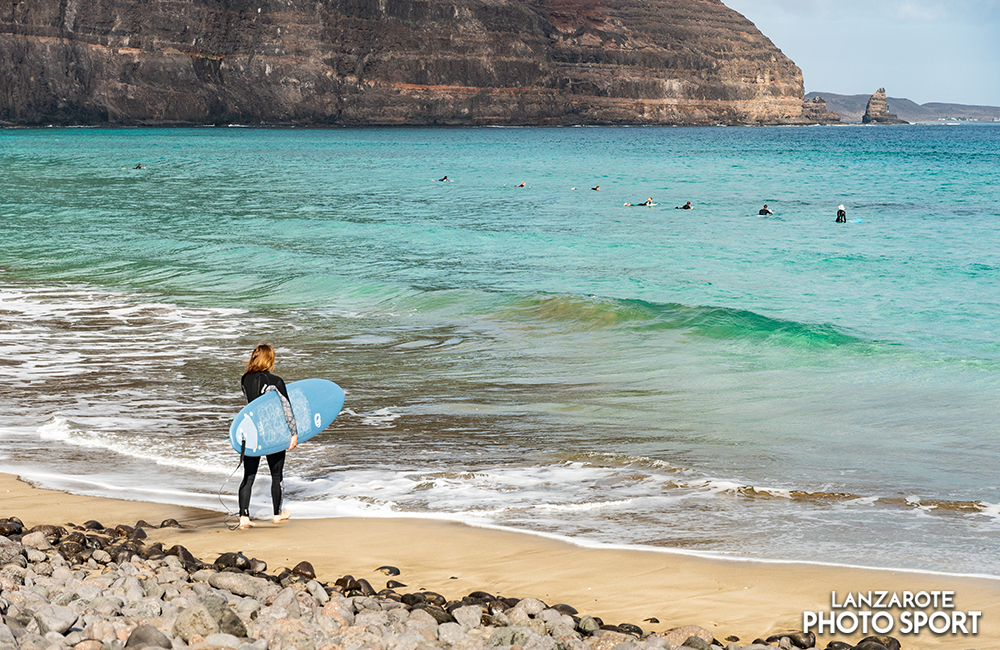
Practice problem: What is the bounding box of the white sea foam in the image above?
[348,408,402,427]
[34,416,235,476]
[535,498,634,512]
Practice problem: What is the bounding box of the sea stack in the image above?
[0,0,811,127]
[862,88,908,124]
[801,97,841,124]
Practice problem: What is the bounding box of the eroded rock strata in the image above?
[1,0,808,126]
[800,96,840,124]
[861,88,908,125]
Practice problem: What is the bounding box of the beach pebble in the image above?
[305,579,329,605]
[653,626,715,648]
[0,622,16,645]
[172,603,220,641]
[488,624,534,647]
[853,643,889,650]
[859,636,900,650]
[123,597,163,619]
[19,531,53,551]
[124,623,172,648]
[408,607,441,629]
[32,604,79,635]
[208,572,269,599]
[0,538,23,565]
[513,597,548,617]
[215,552,251,571]
[291,561,316,579]
[453,604,484,629]
[577,616,601,635]
[204,632,243,648]
[269,586,302,618]
[0,519,24,536]
[319,598,355,629]
[436,621,470,645]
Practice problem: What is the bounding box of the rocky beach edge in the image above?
[1,473,997,649]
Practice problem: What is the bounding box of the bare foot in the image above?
[238,516,254,530]
[273,510,291,524]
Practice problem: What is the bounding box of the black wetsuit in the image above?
[238,370,293,517]
[836,210,847,223]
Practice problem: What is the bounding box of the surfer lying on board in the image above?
[624,198,656,206]
[238,343,297,529]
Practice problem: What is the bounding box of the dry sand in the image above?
[2,472,996,648]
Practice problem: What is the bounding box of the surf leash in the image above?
[219,439,246,530]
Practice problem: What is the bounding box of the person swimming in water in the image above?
[759,204,773,215]
[676,201,692,209]
[625,198,655,207]
[592,185,600,191]
[836,205,847,222]
[437,175,450,182]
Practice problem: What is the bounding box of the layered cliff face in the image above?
[0,0,807,126]
[801,97,841,124]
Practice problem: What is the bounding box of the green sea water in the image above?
[2,124,999,575]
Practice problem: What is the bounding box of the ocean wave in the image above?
[495,294,869,350]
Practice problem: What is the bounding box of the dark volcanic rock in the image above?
[1,0,807,126]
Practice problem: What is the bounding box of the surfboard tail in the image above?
[235,413,259,453]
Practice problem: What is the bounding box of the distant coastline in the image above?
[806,92,1000,124]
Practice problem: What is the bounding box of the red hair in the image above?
[245,343,275,373]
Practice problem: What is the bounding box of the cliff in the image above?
[861,88,908,125]
[0,0,808,127]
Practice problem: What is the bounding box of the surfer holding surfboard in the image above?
[228,345,345,529]
[238,343,297,529]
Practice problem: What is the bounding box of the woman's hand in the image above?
[289,433,298,451]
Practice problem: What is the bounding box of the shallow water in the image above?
[2,124,999,576]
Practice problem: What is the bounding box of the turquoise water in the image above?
[2,124,999,575]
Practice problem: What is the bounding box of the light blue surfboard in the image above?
[229,378,345,456]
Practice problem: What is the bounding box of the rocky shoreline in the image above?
[1,517,918,650]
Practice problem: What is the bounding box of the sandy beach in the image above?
[2,472,997,648]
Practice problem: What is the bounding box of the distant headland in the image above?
[805,91,1000,124]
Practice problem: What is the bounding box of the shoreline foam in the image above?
[2,472,997,647]
[12,466,1000,583]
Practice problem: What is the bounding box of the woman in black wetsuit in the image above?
[238,343,297,529]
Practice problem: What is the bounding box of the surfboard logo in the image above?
[314,412,322,428]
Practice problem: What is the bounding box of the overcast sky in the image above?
[723,0,1000,106]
